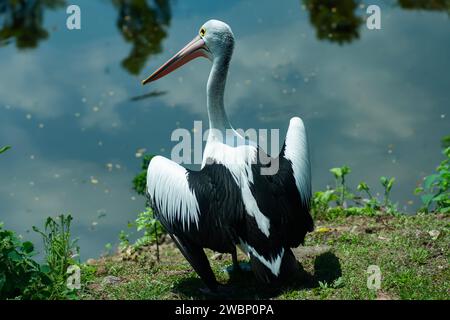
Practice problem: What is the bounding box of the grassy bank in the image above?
[79,213,449,300]
[2,141,448,300]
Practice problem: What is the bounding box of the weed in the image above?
[330,166,352,207]
[415,138,450,213]
[0,223,50,299]
[32,214,79,299]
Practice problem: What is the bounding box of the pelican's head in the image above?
[142,19,234,85]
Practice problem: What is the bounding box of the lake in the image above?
[0,0,449,259]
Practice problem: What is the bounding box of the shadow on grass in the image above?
[172,251,342,299]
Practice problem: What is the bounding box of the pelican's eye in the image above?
[199,27,206,37]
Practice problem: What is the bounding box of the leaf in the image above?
[357,182,369,192]
[420,194,434,206]
[331,166,351,177]
[40,264,51,274]
[341,166,351,175]
[0,146,11,154]
[441,135,450,149]
[387,177,395,192]
[21,241,34,254]
[7,250,22,262]
[432,193,448,202]
[424,174,440,189]
[330,168,342,178]
[439,206,450,213]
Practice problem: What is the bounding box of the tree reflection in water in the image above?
[0,0,448,67]
[303,0,362,44]
[0,0,171,76]
[397,0,450,13]
[112,0,171,75]
[302,0,450,45]
[0,0,65,49]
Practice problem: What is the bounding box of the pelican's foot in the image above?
[223,261,252,274]
[199,284,234,296]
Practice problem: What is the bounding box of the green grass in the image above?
[79,213,449,300]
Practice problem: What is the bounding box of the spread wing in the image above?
[146,155,244,251]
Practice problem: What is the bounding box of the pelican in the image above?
[142,19,313,292]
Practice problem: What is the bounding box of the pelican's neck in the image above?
[207,55,232,134]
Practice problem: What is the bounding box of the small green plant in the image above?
[127,154,165,261]
[103,243,113,256]
[330,166,352,207]
[357,181,379,211]
[312,165,400,219]
[135,208,164,261]
[357,182,372,201]
[132,154,154,196]
[118,208,165,261]
[312,189,338,217]
[32,214,79,299]
[118,230,130,251]
[379,176,399,214]
[0,222,51,299]
[415,140,450,213]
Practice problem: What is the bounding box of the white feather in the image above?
[284,117,311,204]
[202,137,271,237]
[240,239,284,276]
[147,156,200,231]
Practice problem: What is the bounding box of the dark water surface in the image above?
[0,0,449,259]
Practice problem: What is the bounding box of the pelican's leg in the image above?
[232,247,241,272]
[169,234,219,292]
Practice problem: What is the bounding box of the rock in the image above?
[102,276,122,285]
[86,258,97,265]
[211,253,223,260]
[376,291,394,300]
[293,245,332,259]
[428,230,440,240]
[95,265,107,276]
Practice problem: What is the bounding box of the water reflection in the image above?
[2,0,447,69]
[112,0,171,75]
[302,0,362,44]
[0,0,65,49]
[302,0,450,45]
[398,0,450,12]
[0,0,172,75]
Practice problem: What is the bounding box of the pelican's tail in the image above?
[249,248,299,284]
[283,116,312,210]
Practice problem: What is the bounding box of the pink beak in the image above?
[142,35,210,85]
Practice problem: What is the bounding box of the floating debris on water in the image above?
[135,148,146,158]
[90,177,99,184]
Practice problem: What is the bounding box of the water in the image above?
[0,0,449,260]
